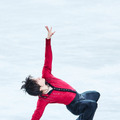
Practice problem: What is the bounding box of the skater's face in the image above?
[33,77,45,87]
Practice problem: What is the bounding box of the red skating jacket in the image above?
[31,38,76,120]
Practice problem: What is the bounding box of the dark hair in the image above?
[21,75,42,96]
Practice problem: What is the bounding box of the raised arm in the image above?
[42,26,55,78]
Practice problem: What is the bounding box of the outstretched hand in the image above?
[45,26,55,39]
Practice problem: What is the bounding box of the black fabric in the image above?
[52,87,77,93]
[66,91,100,120]
[47,89,53,95]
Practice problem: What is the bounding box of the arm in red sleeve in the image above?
[31,99,48,120]
[42,38,53,78]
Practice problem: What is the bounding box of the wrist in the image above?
[46,38,51,40]
[46,37,51,40]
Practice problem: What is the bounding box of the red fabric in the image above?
[31,38,76,120]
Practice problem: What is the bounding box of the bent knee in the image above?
[93,91,100,100]
[96,91,100,100]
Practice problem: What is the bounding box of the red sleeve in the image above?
[31,99,48,120]
[42,38,53,78]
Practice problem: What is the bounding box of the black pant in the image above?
[66,91,100,120]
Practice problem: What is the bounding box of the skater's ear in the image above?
[40,87,43,92]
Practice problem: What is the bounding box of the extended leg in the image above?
[81,91,100,102]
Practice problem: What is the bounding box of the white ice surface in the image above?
[0,0,120,120]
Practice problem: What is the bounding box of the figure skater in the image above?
[21,26,100,120]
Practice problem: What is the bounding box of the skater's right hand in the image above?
[45,26,55,39]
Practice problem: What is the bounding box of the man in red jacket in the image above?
[21,26,100,120]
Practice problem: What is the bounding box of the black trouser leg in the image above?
[76,91,100,120]
[81,91,100,102]
[66,91,100,120]
[76,99,97,120]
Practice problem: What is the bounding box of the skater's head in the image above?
[21,75,45,96]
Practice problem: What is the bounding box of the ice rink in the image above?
[0,0,120,120]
